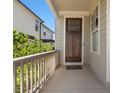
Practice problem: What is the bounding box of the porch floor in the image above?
[40,66,109,93]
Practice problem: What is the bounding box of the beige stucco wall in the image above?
[55,16,64,65]
[13,0,40,39]
[88,0,107,85]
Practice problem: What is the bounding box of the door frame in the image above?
[63,15,84,66]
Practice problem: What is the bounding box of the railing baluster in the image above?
[26,61,29,93]
[42,58,45,83]
[20,62,24,93]
[30,60,33,93]
[40,58,42,85]
[40,58,43,86]
[44,58,46,82]
[35,57,39,92]
[34,59,37,90]
[38,57,40,86]
[42,58,43,82]
[13,63,16,93]
[13,50,59,93]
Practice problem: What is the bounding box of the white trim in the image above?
[106,0,110,83]
[13,50,57,61]
[89,0,100,15]
[46,0,58,17]
[59,11,89,16]
[90,2,100,55]
[63,12,84,66]
[63,16,66,65]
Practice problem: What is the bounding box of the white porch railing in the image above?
[13,50,59,93]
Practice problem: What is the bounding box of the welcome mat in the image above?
[66,65,82,70]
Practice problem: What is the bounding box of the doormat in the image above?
[66,65,82,70]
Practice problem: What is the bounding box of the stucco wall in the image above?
[55,16,64,65]
[88,0,107,85]
[13,0,40,39]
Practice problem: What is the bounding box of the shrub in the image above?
[13,29,53,58]
[13,29,54,92]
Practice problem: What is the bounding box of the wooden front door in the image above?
[66,18,82,62]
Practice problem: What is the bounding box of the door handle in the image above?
[83,43,85,46]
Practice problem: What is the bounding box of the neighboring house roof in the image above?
[42,23,54,33]
[17,0,44,23]
[18,0,54,34]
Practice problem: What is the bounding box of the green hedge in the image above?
[13,29,54,93]
[13,29,53,58]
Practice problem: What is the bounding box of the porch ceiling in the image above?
[47,0,93,15]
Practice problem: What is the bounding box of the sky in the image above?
[21,0,55,31]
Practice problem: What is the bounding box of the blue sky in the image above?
[21,0,55,31]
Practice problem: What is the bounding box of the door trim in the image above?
[65,18,82,62]
[63,15,84,66]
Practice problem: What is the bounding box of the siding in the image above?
[84,16,90,64]
[55,16,64,65]
[55,0,108,86]
[13,0,40,39]
[88,0,107,85]
[41,24,53,40]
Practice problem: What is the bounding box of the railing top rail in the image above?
[13,50,58,62]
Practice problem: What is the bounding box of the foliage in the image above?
[41,43,53,52]
[13,29,54,92]
[13,29,53,58]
